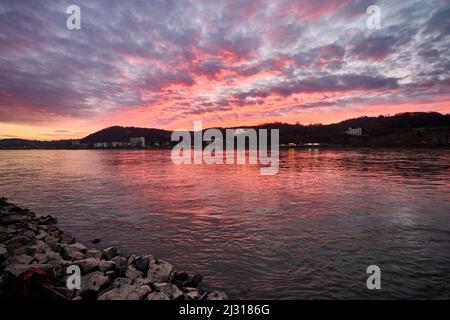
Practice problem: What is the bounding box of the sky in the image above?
[0,0,449,140]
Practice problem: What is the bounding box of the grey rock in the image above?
[102,247,118,260]
[68,243,87,253]
[80,271,111,298]
[146,291,169,300]
[43,249,63,262]
[126,264,143,279]
[0,245,7,259]
[184,288,200,300]
[206,290,228,300]
[85,249,102,259]
[26,245,37,256]
[111,256,127,277]
[33,253,50,264]
[62,244,85,260]
[146,258,173,283]
[35,240,48,253]
[74,258,101,274]
[105,270,115,278]
[37,215,57,225]
[11,254,34,265]
[127,254,136,266]
[5,263,53,277]
[132,278,152,286]
[35,233,47,240]
[22,230,35,240]
[8,235,31,248]
[133,255,150,272]
[59,232,74,244]
[99,260,116,272]
[98,284,151,300]
[154,283,184,300]
[45,236,58,250]
[112,277,133,289]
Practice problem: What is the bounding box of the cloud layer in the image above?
[0,0,449,137]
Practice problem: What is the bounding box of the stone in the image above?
[191,274,203,287]
[126,264,143,279]
[59,232,74,244]
[8,235,31,248]
[74,258,101,274]
[22,230,35,240]
[45,236,58,250]
[172,271,189,283]
[112,256,127,277]
[132,278,152,286]
[26,223,38,232]
[35,240,48,253]
[146,258,173,283]
[98,284,151,300]
[184,287,200,300]
[112,277,133,289]
[146,291,169,300]
[2,214,27,225]
[154,283,184,300]
[5,263,53,278]
[91,238,101,244]
[44,250,63,262]
[133,255,150,272]
[11,254,34,265]
[80,271,111,298]
[62,245,85,260]
[206,290,228,300]
[37,215,57,225]
[33,253,50,264]
[99,260,116,272]
[102,247,118,260]
[0,245,7,259]
[26,245,37,256]
[105,270,115,278]
[85,249,102,259]
[127,254,136,266]
[68,243,87,253]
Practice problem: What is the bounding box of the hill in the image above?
[1,112,449,148]
[79,126,171,145]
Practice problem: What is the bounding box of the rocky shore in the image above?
[0,198,228,300]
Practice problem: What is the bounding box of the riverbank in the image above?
[0,198,228,300]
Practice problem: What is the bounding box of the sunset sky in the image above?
[0,0,449,140]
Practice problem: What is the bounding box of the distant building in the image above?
[130,137,146,147]
[288,142,297,147]
[346,127,362,136]
[304,142,321,146]
[111,142,125,148]
[94,142,109,148]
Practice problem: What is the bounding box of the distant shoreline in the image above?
[1,146,450,150]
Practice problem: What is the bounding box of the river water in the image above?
[0,149,449,299]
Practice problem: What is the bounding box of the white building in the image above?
[94,142,109,148]
[130,137,146,147]
[346,127,362,136]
